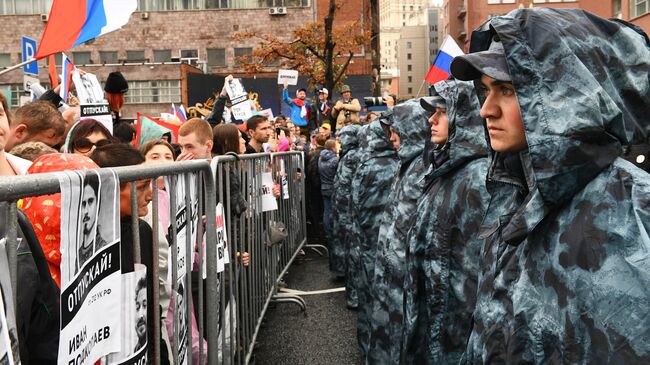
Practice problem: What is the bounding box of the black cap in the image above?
[104,72,129,94]
[450,40,511,82]
[420,96,447,113]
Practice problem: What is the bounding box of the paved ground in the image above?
[253,248,361,365]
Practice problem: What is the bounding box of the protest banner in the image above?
[277,69,298,86]
[80,103,113,135]
[0,240,20,365]
[58,169,122,365]
[280,160,289,200]
[72,70,104,104]
[103,265,148,364]
[224,78,248,105]
[231,100,253,122]
[261,172,278,212]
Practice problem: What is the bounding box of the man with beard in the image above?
[245,116,272,154]
[282,82,312,133]
[77,173,107,272]
[134,276,147,353]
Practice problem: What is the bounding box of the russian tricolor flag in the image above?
[35,0,137,60]
[59,54,74,103]
[424,35,465,84]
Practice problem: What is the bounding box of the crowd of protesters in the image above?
[2,7,650,365]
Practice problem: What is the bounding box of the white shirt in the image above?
[5,153,32,175]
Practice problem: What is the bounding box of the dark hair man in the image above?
[5,100,66,151]
[282,82,312,130]
[77,173,107,272]
[245,115,272,154]
[310,87,333,133]
[450,8,650,363]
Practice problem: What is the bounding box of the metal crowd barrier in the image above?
[0,152,309,365]
[210,151,310,365]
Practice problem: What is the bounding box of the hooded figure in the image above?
[350,119,399,358]
[365,98,430,363]
[397,80,489,364]
[450,8,650,363]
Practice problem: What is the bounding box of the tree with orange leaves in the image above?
[232,0,370,99]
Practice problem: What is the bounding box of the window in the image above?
[125,80,181,104]
[207,48,226,67]
[139,0,309,10]
[234,47,253,65]
[488,0,515,3]
[407,64,412,72]
[99,51,118,64]
[408,87,413,94]
[633,0,649,17]
[407,42,412,49]
[72,51,92,65]
[407,53,412,60]
[126,50,146,62]
[46,53,62,66]
[408,76,412,83]
[0,54,10,67]
[0,0,52,15]
[180,49,199,59]
[0,84,23,109]
[154,50,172,63]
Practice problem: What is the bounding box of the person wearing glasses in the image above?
[64,119,116,156]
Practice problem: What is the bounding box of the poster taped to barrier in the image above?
[175,281,188,365]
[58,169,122,365]
[103,265,148,364]
[0,240,20,365]
[261,172,278,212]
[167,173,199,284]
[202,203,230,279]
[280,160,289,200]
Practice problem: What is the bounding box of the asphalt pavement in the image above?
[252,248,361,365]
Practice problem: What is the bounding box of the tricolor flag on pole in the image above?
[178,104,188,122]
[35,0,137,60]
[424,35,464,84]
[59,54,75,103]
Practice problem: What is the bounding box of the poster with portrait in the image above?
[72,70,105,104]
[0,240,20,365]
[103,265,148,365]
[57,169,122,365]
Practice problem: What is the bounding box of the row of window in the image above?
[0,80,181,107]
[0,48,253,68]
[0,0,308,15]
[487,0,576,3]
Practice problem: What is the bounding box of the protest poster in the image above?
[280,160,289,200]
[0,240,20,365]
[261,172,278,212]
[277,69,298,86]
[224,78,248,105]
[58,169,122,365]
[80,103,113,135]
[72,70,105,104]
[102,265,148,365]
[259,108,274,121]
[231,100,253,122]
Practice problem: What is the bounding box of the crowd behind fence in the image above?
[0,151,307,365]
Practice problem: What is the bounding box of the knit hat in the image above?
[104,72,129,94]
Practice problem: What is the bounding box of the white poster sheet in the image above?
[80,103,114,135]
[261,172,278,212]
[103,265,148,365]
[277,69,298,85]
[72,71,105,104]
[230,100,253,122]
[0,240,20,365]
[58,169,122,365]
[280,160,289,200]
[224,78,248,105]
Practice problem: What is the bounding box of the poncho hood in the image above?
[378,99,430,163]
[359,120,396,161]
[472,8,650,244]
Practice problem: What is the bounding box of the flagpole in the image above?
[415,79,427,98]
[0,58,37,76]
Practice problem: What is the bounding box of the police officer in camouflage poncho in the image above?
[450,8,650,363]
[328,124,363,306]
[350,119,399,359]
[365,98,430,364]
[398,79,489,364]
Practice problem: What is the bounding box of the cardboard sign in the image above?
[231,100,253,122]
[80,103,114,134]
[261,172,278,212]
[277,69,298,85]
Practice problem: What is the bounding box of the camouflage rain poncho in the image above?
[463,8,650,363]
[329,124,363,278]
[398,80,489,364]
[365,99,430,364]
[350,120,399,358]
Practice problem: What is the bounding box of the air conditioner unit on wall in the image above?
[40,13,48,22]
[269,7,287,15]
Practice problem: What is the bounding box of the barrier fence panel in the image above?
[0,152,308,365]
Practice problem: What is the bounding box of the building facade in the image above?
[443,0,627,50]
[0,0,375,118]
